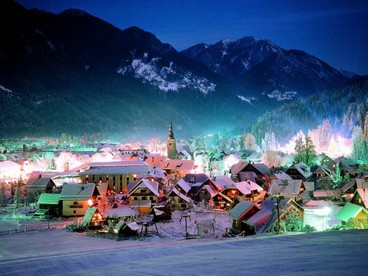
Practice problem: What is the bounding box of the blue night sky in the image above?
[17,0,368,75]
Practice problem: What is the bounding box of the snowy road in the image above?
[1,229,368,275]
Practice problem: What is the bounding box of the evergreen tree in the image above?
[294,136,316,166]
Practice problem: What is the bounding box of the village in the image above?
[1,119,368,241]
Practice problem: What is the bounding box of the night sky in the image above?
[17,0,368,75]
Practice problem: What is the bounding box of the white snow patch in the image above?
[267,90,298,101]
[0,85,14,96]
[117,57,216,94]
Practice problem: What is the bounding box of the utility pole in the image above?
[274,193,284,234]
[181,214,190,239]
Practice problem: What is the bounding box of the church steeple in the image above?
[168,120,175,139]
[167,120,177,159]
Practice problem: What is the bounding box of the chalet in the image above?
[350,188,368,209]
[78,160,153,193]
[166,177,196,210]
[341,177,368,201]
[159,160,196,177]
[80,207,104,229]
[222,180,264,203]
[231,161,270,185]
[335,156,358,179]
[243,196,304,235]
[36,193,61,217]
[167,187,192,210]
[229,201,260,233]
[128,178,162,214]
[263,171,292,191]
[60,183,100,216]
[268,179,305,203]
[106,206,139,222]
[25,176,56,195]
[285,162,311,181]
[319,154,337,169]
[336,202,368,225]
[309,165,335,182]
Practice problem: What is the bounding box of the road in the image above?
[0,229,368,275]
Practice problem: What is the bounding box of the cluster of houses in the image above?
[1,125,368,235]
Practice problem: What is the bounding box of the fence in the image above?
[0,222,68,235]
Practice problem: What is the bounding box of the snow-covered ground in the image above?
[1,227,367,275]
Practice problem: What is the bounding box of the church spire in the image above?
[168,120,175,139]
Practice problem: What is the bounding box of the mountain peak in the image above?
[58,8,91,17]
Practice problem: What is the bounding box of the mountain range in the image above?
[0,0,360,141]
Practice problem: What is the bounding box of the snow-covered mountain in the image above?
[0,0,352,139]
[182,38,348,100]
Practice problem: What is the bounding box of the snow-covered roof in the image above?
[211,175,234,190]
[175,179,191,194]
[0,160,21,168]
[128,178,160,197]
[268,179,303,195]
[60,183,99,200]
[106,206,139,218]
[234,180,263,195]
[167,187,191,203]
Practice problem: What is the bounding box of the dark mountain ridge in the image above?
[0,0,354,141]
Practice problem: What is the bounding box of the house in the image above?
[60,183,100,216]
[159,159,197,177]
[319,154,337,169]
[350,188,368,209]
[230,161,270,185]
[80,207,104,229]
[222,180,265,203]
[341,177,368,201]
[336,202,368,225]
[268,179,305,203]
[312,189,341,201]
[309,165,335,182]
[285,162,311,181]
[25,176,56,195]
[78,160,153,193]
[335,156,358,179]
[128,178,162,214]
[229,201,260,233]
[106,206,139,222]
[243,196,304,235]
[36,193,61,217]
[167,187,192,210]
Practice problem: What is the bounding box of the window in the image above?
[142,196,147,200]
[141,189,147,194]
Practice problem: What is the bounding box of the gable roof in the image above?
[229,201,256,220]
[37,193,61,205]
[336,202,368,222]
[353,188,368,208]
[234,180,263,196]
[268,179,304,195]
[60,183,99,200]
[81,207,103,228]
[128,178,160,196]
[286,162,311,178]
[26,177,55,189]
[167,187,191,203]
[212,175,234,190]
[175,179,191,194]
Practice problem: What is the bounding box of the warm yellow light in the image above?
[87,199,93,206]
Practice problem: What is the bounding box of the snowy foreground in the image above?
[1,227,368,275]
